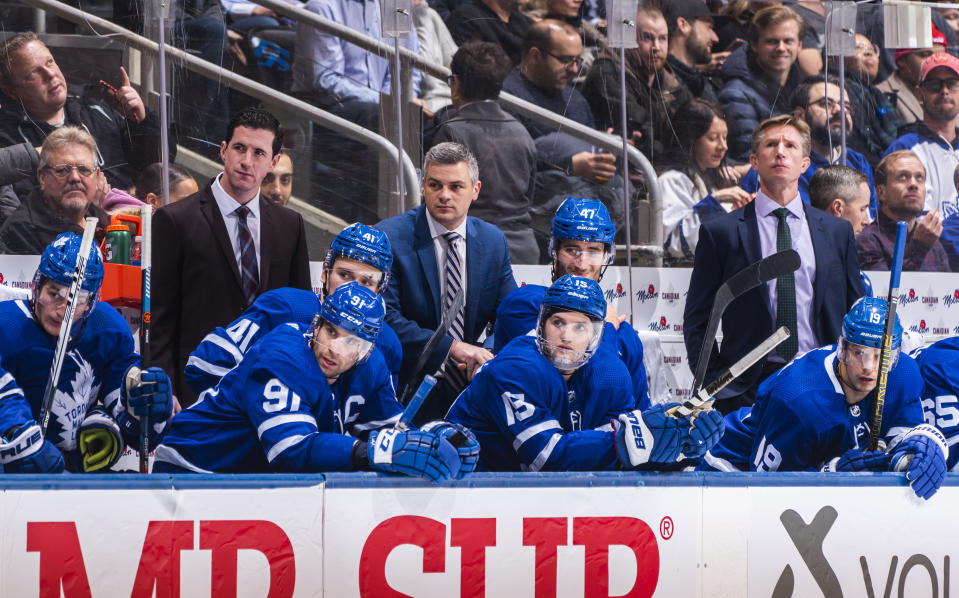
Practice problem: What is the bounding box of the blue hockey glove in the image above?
[78,407,124,473]
[612,404,686,468]
[889,424,948,500]
[682,409,725,459]
[124,366,174,422]
[421,420,480,478]
[824,448,890,472]
[367,428,459,483]
[0,422,65,473]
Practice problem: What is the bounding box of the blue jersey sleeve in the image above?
[184,288,318,396]
[0,366,34,436]
[376,323,403,386]
[915,340,959,470]
[239,337,357,473]
[492,285,543,353]
[747,394,824,472]
[611,322,650,409]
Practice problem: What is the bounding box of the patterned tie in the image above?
[443,231,465,340]
[773,208,798,360]
[443,231,467,387]
[235,205,259,305]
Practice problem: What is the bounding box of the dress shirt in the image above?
[211,173,261,278]
[426,209,468,304]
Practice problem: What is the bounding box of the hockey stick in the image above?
[395,375,438,432]
[138,205,152,473]
[690,249,801,396]
[398,285,465,406]
[867,221,907,451]
[669,326,790,418]
[39,217,99,436]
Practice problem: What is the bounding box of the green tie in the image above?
[774,208,798,360]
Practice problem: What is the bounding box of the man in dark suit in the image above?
[684,115,863,413]
[153,108,311,406]
[376,142,517,422]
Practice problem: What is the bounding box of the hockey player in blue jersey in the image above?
[493,197,649,405]
[704,297,948,500]
[154,283,462,480]
[911,336,959,471]
[448,275,723,471]
[184,222,403,396]
[0,233,173,473]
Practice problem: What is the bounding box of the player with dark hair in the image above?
[494,197,649,404]
[185,222,403,396]
[0,233,172,473]
[449,275,723,471]
[155,283,461,479]
[703,297,947,500]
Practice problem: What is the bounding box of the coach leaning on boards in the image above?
[152,108,311,407]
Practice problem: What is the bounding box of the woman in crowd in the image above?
[658,99,751,264]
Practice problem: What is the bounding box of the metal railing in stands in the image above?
[252,0,663,265]
[16,0,422,206]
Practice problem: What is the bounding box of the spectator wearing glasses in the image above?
[878,24,948,128]
[884,52,959,221]
[0,126,107,255]
[580,3,692,166]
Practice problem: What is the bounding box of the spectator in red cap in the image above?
[878,24,948,126]
[884,52,959,228]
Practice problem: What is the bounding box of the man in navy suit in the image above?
[684,115,863,413]
[376,142,517,422]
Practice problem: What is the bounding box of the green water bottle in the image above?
[104,223,131,264]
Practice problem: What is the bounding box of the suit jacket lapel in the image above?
[805,205,828,318]
[464,217,481,335]
[200,187,242,289]
[740,202,772,322]
[414,207,442,320]
[259,198,273,290]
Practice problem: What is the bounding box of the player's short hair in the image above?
[39,126,98,169]
[0,31,41,87]
[875,150,924,186]
[450,42,512,102]
[748,5,806,47]
[423,142,479,185]
[750,114,811,157]
[521,19,579,58]
[225,107,282,156]
[808,165,869,211]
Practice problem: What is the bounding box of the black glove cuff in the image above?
[351,440,371,471]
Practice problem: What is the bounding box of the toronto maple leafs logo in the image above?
[51,351,100,450]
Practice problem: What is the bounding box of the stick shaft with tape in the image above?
[395,375,437,432]
[868,221,907,451]
[139,205,152,473]
[39,217,99,436]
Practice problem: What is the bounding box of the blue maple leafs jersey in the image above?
[447,335,635,471]
[912,336,959,470]
[493,283,650,407]
[0,299,156,457]
[157,323,402,473]
[704,345,925,472]
[183,287,402,395]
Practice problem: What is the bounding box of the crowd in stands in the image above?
[5,0,959,272]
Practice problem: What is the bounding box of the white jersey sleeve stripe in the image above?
[186,355,233,378]
[593,423,614,432]
[351,414,401,432]
[257,414,318,439]
[0,372,14,389]
[153,445,214,473]
[266,434,308,462]
[529,433,563,472]
[203,332,246,363]
[512,419,562,451]
[704,452,743,472]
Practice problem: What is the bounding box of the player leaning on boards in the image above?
[154,283,474,481]
[702,297,948,500]
[0,233,172,473]
[911,336,959,473]
[184,222,403,397]
[493,197,649,405]
[448,275,724,472]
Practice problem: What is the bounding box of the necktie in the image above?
[235,205,259,305]
[773,208,798,360]
[443,231,465,341]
